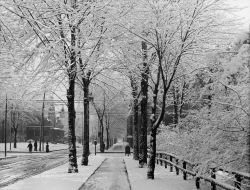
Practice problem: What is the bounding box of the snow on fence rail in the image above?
[152,151,250,190]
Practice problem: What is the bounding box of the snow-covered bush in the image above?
[157,42,249,174]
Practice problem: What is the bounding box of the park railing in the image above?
[151,151,250,190]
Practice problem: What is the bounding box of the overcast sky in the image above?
[228,0,250,31]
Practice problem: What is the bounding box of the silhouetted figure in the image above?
[34,140,38,151]
[46,142,49,152]
[103,143,105,150]
[125,144,130,156]
[27,141,33,153]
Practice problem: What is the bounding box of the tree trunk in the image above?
[146,53,167,179]
[131,78,139,160]
[147,128,157,179]
[106,127,109,150]
[81,80,90,166]
[68,9,78,171]
[173,87,179,126]
[207,77,213,115]
[100,119,105,152]
[11,110,18,149]
[67,78,78,173]
[13,128,17,148]
[139,41,148,167]
[105,114,110,150]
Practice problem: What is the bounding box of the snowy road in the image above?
[79,157,131,190]
[0,149,74,188]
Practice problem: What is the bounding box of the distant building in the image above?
[26,97,66,143]
[26,117,65,143]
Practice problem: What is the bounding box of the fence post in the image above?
[170,155,173,172]
[195,177,200,189]
[211,168,216,190]
[183,161,187,180]
[175,158,179,175]
[164,155,168,168]
[156,153,159,164]
[159,153,162,166]
[235,174,242,189]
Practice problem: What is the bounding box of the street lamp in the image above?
[94,139,97,155]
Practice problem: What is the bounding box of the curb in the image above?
[123,158,133,190]
[77,158,107,190]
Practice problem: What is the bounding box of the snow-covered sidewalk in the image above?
[1,155,105,190]
[124,156,198,190]
[1,150,211,190]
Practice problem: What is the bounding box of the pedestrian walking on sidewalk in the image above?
[27,141,32,153]
[46,142,49,152]
[34,140,38,151]
[125,144,130,156]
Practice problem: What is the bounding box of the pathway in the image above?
[78,157,131,190]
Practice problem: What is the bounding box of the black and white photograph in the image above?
[0,0,249,189]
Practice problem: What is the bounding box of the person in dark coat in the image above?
[27,141,32,153]
[46,142,49,152]
[125,144,130,156]
[34,140,38,151]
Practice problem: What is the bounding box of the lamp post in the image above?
[94,139,97,155]
[10,104,13,151]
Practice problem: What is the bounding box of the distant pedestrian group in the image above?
[27,140,49,152]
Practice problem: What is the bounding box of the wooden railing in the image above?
[151,151,250,190]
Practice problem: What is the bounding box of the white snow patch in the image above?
[0,142,79,159]
[124,157,209,190]
[1,155,105,190]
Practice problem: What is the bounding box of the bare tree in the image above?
[130,76,140,160]
[139,41,149,167]
[117,0,234,179]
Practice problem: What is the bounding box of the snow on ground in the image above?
[0,142,69,152]
[0,141,214,190]
[1,155,105,190]
[0,142,73,159]
[125,156,200,190]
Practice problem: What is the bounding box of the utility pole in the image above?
[9,126,11,151]
[39,92,45,151]
[4,94,7,157]
[42,93,45,151]
[1,121,4,143]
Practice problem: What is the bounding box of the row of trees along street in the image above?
[0,0,249,179]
